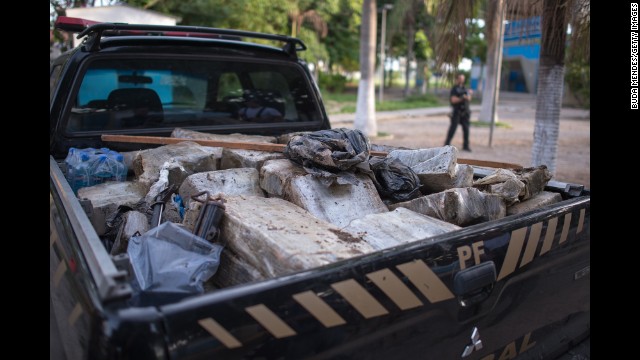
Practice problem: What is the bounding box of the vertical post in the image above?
[489,2,506,147]
[379,7,388,103]
[378,5,393,103]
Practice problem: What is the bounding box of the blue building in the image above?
[470,17,541,94]
[501,16,541,93]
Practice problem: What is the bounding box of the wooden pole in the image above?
[101,134,522,169]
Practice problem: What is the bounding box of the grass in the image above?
[323,91,445,115]
[322,92,357,102]
[470,120,512,129]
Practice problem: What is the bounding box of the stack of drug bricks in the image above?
[80,128,557,288]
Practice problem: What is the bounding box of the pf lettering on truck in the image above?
[50,17,590,360]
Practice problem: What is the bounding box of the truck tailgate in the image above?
[156,197,590,359]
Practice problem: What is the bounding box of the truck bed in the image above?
[50,148,590,359]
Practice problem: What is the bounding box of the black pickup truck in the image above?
[50,18,590,360]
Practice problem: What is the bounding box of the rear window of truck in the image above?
[66,58,322,133]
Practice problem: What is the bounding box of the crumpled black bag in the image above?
[369,156,422,202]
[284,128,371,186]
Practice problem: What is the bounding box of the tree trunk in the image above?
[404,19,415,97]
[478,0,506,123]
[531,0,569,174]
[354,0,378,137]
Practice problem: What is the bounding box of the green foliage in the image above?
[463,18,487,63]
[377,94,441,111]
[318,73,348,93]
[414,30,433,61]
[323,91,443,114]
[324,0,363,71]
[123,0,290,35]
[470,120,512,129]
[564,61,590,109]
[124,0,362,71]
[298,27,329,64]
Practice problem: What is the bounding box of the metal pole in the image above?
[379,7,388,103]
[489,1,506,147]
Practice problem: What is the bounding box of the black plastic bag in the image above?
[284,128,371,185]
[369,156,422,202]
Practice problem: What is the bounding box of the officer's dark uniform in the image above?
[444,83,471,151]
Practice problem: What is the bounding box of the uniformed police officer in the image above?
[444,74,473,152]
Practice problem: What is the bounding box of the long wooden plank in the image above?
[456,158,522,169]
[101,134,522,169]
[101,134,287,153]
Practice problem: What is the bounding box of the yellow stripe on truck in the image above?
[198,318,242,349]
[520,222,542,268]
[559,213,572,244]
[245,304,297,339]
[293,291,347,328]
[53,261,67,288]
[577,209,585,234]
[68,302,83,327]
[366,268,424,310]
[396,260,454,303]
[539,217,558,256]
[196,209,591,347]
[497,227,526,281]
[331,279,389,319]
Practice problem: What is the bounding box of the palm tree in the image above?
[354,0,378,137]
[386,0,435,97]
[530,0,589,173]
[529,0,571,173]
[287,5,328,39]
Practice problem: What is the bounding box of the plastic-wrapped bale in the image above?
[120,150,138,173]
[451,164,475,188]
[389,187,506,226]
[210,250,266,288]
[514,166,552,200]
[171,127,277,144]
[132,142,221,192]
[171,128,278,170]
[78,181,147,235]
[110,211,149,255]
[473,166,552,203]
[179,168,265,208]
[220,148,285,171]
[387,146,473,193]
[507,191,562,215]
[343,208,461,250]
[260,159,388,228]
[219,195,377,279]
[259,158,308,197]
[473,169,526,205]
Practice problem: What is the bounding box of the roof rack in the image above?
[54,16,306,57]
